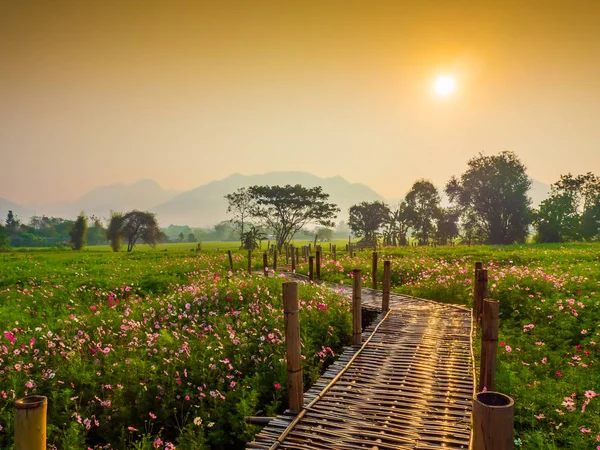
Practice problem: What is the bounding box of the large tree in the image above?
[446,151,532,245]
[246,184,339,251]
[121,211,163,252]
[107,213,124,252]
[69,212,88,250]
[405,180,440,245]
[382,202,410,246]
[348,201,390,243]
[536,173,600,242]
[0,224,9,248]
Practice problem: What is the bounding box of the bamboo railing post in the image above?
[263,252,268,277]
[309,256,314,282]
[372,252,378,290]
[247,250,252,274]
[291,245,296,272]
[295,247,299,265]
[475,269,488,324]
[285,245,289,264]
[316,250,321,281]
[15,396,47,450]
[352,269,362,345]
[473,262,483,320]
[273,250,278,272]
[382,260,391,311]
[479,299,500,391]
[227,250,234,272]
[283,282,303,413]
[472,391,514,450]
[332,244,337,261]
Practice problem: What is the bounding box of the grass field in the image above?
[1,242,599,449]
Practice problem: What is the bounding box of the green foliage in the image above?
[446,151,533,244]
[348,201,390,243]
[225,187,254,245]
[246,184,340,251]
[107,212,124,252]
[120,210,163,252]
[0,224,9,249]
[69,212,88,250]
[405,179,441,245]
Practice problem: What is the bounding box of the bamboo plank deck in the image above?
[247,276,474,449]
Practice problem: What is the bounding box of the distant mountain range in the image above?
[0,172,552,228]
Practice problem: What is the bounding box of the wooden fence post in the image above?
[273,250,278,272]
[475,269,488,324]
[473,262,483,320]
[333,244,337,261]
[285,245,289,264]
[309,256,314,282]
[479,299,499,391]
[295,247,299,265]
[227,250,234,272]
[372,252,378,290]
[283,282,303,413]
[382,260,391,311]
[247,250,252,274]
[263,252,268,277]
[352,269,362,345]
[15,396,47,450]
[291,245,296,272]
[316,249,321,281]
[472,391,514,450]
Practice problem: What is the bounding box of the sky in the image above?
[1,0,599,205]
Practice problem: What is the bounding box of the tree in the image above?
[69,212,88,250]
[178,232,185,242]
[314,227,334,242]
[435,207,460,245]
[87,216,107,246]
[382,202,410,246]
[225,188,254,246]
[5,210,20,236]
[405,180,440,245]
[0,224,9,248]
[241,225,264,250]
[187,233,198,243]
[120,211,162,252]
[246,184,339,251]
[446,151,532,245]
[348,201,390,243]
[536,173,600,242]
[107,213,124,252]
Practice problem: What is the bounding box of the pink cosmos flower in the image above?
[273,383,281,389]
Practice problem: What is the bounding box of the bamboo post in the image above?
[283,282,303,413]
[273,250,278,272]
[309,256,314,282]
[352,269,362,345]
[472,391,514,450]
[473,262,483,319]
[227,250,234,272]
[295,247,299,265]
[382,260,391,311]
[316,249,321,281]
[291,245,296,272]
[285,245,289,264]
[247,250,252,274]
[479,299,500,391]
[475,269,488,324]
[329,242,332,252]
[332,244,337,261]
[15,396,47,450]
[372,252,378,290]
[308,244,311,253]
[263,252,268,277]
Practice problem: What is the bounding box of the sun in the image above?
[434,75,456,97]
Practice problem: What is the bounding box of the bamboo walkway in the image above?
[247,277,474,449]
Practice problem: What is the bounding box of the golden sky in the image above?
[1,0,599,204]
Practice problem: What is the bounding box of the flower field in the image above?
[0,251,352,449]
[296,243,600,449]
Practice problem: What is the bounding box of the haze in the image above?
[1,0,599,205]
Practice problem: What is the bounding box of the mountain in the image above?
[29,179,181,220]
[151,172,385,227]
[0,198,34,224]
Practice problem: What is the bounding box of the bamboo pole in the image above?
[316,250,321,281]
[247,250,252,274]
[295,247,299,265]
[15,396,47,450]
[273,250,278,272]
[479,299,499,391]
[244,416,273,426]
[309,256,314,282]
[263,252,269,277]
[285,245,289,264]
[372,252,378,290]
[382,260,391,311]
[227,250,234,272]
[352,269,362,345]
[473,262,483,320]
[332,244,336,261]
[291,245,296,272]
[475,269,488,324]
[283,282,303,414]
[472,391,514,450]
